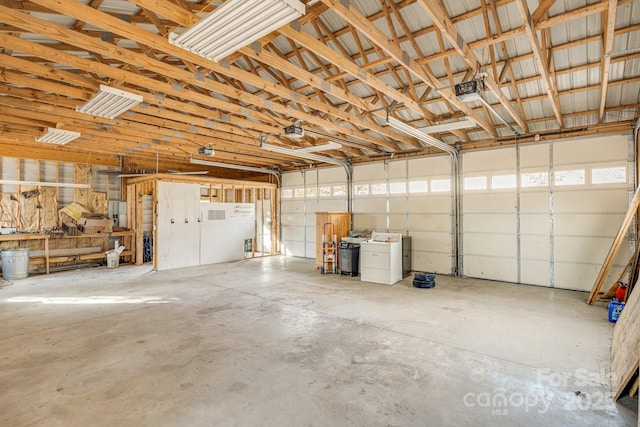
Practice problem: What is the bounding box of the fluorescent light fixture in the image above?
[295,141,341,153]
[169,0,305,62]
[190,156,279,177]
[35,128,81,145]
[419,119,476,134]
[261,143,348,166]
[76,85,143,119]
[386,117,457,154]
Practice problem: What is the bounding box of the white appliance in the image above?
[360,232,403,285]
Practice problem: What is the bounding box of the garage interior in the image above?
[0,0,639,425]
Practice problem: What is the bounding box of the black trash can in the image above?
[339,241,360,277]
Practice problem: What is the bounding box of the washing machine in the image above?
[360,232,403,285]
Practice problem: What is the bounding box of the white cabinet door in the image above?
[156,182,201,271]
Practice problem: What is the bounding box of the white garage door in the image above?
[407,155,454,275]
[281,172,306,257]
[462,147,518,282]
[462,134,632,290]
[281,167,348,258]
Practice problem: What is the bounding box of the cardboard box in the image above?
[78,218,113,234]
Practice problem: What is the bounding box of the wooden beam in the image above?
[532,0,557,24]
[588,185,640,304]
[25,0,396,150]
[415,0,528,132]
[514,0,563,128]
[599,0,618,122]
[0,141,118,166]
[318,0,497,136]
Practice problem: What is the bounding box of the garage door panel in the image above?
[390,198,407,213]
[520,192,550,213]
[520,144,550,168]
[409,155,452,175]
[464,234,516,258]
[282,240,305,257]
[464,255,517,282]
[353,213,386,230]
[555,213,626,236]
[554,134,628,164]
[389,213,407,231]
[409,196,452,213]
[521,235,550,260]
[413,252,451,274]
[464,193,517,213]
[554,190,628,213]
[318,199,347,211]
[282,199,304,213]
[354,198,386,212]
[521,260,550,287]
[319,166,346,182]
[282,172,304,186]
[282,213,305,226]
[409,213,451,232]
[354,163,385,180]
[521,214,550,234]
[464,213,516,233]
[410,231,452,252]
[463,148,516,171]
[554,263,600,291]
[555,236,620,264]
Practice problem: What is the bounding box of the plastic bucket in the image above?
[608,301,625,323]
[106,251,119,268]
[1,248,30,280]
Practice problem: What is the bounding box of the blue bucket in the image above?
[608,301,625,323]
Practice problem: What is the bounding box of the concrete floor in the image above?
[0,256,637,427]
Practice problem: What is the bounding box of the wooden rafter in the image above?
[319,0,497,136]
[415,0,527,133]
[513,0,563,128]
[599,0,618,122]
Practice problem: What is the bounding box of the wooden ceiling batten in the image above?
[0,0,635,173]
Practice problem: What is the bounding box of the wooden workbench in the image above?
[0,230,134,274]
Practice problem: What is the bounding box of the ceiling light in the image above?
[295,141,341,153]
[76,85,143,119]
[261,142,348,166]
[35,128,81,145]
[190,156,279,177]
[169,0,305,62]
[419,119,476,134]
[386,117,457,155]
